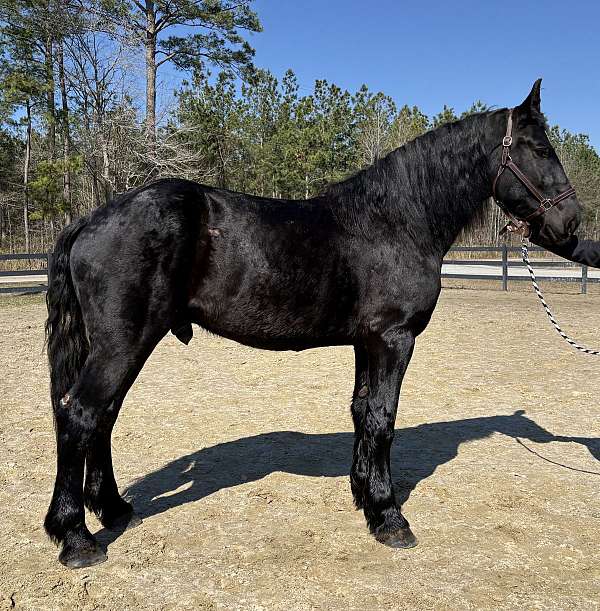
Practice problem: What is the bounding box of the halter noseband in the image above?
[492,108,576,236]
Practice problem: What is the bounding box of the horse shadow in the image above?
[95,410,598,546]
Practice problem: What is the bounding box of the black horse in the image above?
[45,80,582,568]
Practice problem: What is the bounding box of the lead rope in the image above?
[521,238,600,355]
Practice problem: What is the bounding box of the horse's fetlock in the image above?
[44,503,85,545]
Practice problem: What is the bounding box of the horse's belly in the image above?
[188,283,352,350]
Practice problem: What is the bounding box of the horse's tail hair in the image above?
[45,217,89,412]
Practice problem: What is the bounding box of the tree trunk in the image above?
[91,170,100,208]
[100,132,113,202]
[57,41,72,223]
[8,206,14,253]
[45,34,56,159]
[23,99,32,253]
[217,139,228,188]
[145,0,157,150]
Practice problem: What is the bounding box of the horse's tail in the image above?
[45,217,89,412]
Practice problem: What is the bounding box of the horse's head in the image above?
[492,79,582,245]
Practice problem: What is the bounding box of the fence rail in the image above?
[442,245,596,293]
[0,252,50,294]
[0,246,596,294]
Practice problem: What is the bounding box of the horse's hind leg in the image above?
[45,333,165,568]
[84,391,141,531]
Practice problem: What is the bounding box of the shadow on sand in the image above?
[95,410,598,547]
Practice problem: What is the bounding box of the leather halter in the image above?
[492,108,576,235]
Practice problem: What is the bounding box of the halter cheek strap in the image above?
[492,109,576,235]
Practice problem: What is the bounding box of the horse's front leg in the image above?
[361,327,417,548]
[350,344,369,509]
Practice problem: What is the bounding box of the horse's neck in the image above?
[326,111,505,256]
[381,112,504,256]
[413,114,503,255]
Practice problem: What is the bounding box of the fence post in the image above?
[47,251,53,281]
[502,243,508,291]
[581,264,588,294]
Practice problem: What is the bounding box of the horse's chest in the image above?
[360,263,441,333]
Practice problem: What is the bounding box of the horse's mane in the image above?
[322,110,503,244]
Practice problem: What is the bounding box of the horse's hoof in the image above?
[378,527,418,549]
[104,510,142,531]
[59,542,107,569]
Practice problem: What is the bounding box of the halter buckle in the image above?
[540,199,553,211]
[502,136,513,147]
[499,218,531,238]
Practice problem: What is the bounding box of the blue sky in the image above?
[240,0,599,149]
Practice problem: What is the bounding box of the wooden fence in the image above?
[443,245,596,293]
[0,252,50,294]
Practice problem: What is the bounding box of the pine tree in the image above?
[432,104,457,127]
[102,0,261,148]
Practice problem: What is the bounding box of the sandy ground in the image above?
[0,289,598,610]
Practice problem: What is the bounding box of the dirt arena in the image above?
[1,288,598,610]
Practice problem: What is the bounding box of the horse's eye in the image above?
[535,147,550,158]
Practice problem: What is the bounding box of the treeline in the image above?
[1,0,599,253]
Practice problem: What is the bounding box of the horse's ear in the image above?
[517,79,542,118]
